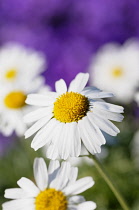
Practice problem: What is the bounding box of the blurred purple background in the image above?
[0,0,139,88]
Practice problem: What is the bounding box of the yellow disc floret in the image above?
[5,69,17,80]
[4,91,26,109]
[53,92,89,123]
[111,67,123,78]
[35,188,68,210]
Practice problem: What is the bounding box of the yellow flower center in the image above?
[5,69,17,80]
[53,92,89,123]
[35,189,68,210]
[4,91,26,109]
[111,67,123,78]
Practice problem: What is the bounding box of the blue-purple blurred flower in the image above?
[0,134,14,156]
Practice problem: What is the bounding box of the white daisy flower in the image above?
[0,43,46,86]
[89,39,139,103]
[0,82,49,137]
[24,73,124,160]
[2,158,96,210]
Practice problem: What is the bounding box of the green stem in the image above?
[89,154,130,210]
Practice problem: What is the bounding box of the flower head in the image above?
[0,43,46,86]
[0,81,45,137]
[3,158,96,210]
[89,39,139,103]
[25,73,124,160]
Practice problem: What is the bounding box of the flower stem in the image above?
[88,154,130,210]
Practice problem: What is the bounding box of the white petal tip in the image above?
[24,133,29,139]
[31,144,38,151]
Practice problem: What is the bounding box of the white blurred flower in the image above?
[3,158,96,210]
[0,43,46,86]
[68,146,109,167]
[0,82,49,137]
[24,73,123,160]
[89,39,139,103]
[68,156,94,167]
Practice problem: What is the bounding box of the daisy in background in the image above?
[24,72,124,160]
[68,146,108,167]
[0,82,50,137]
[0,42,49,136]
[89,39,139,104]
[3,158,96,210]
[0,42,46,86]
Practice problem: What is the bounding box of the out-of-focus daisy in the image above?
[0,43,46,86]
[89,40,139,103]
[24,73,124,160]
[0,82,46,137]
[3,158,96,210]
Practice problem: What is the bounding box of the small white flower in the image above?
[2,158,96,210]
[0,43,46,86]
[25,73,124,160]
[0,82,49,136]
[89,39,139,103]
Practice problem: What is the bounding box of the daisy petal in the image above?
[4,188,27,199]
[64,177,94,195]
[46,144,59,160]
[93,108,124,122]
[55,79,67,94]
[46,123,64,160]
[92,113,120,136]
[31,118,59,151]
[69,195,85,204]
[78,118,102,154]
[25,114,52,138]
[58,123,71,160]
[33,158,48,191]
[82,89,114,99]
[93,101,124,113]
[70,122,81,157]
[26,94,55,106]
[78,201,97,210]
[68,73,89,92]
[17,177,39,197]
[50,161,71,190]
[87,113,106,144]
[48,160,60,184]
[2,199,35,210]
[68,167,78,184]
[24,107,52,123]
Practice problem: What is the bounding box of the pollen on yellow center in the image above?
[35,188,68,210]
[111,67,123,78]
[53,92,90,123]
[5,69,17,80]
[4,91,26,109]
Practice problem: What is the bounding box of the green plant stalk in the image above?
[88,154,130,210]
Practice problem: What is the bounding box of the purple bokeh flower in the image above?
[0,134,14,156]
[0,0,139,88]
